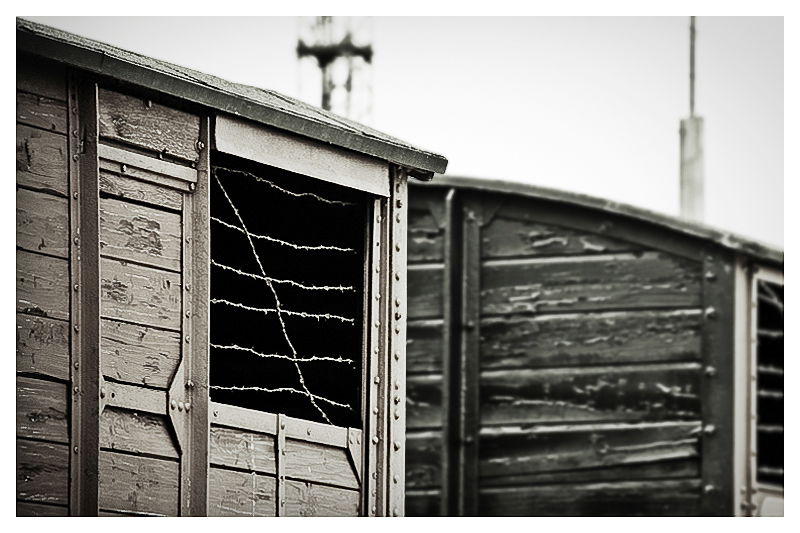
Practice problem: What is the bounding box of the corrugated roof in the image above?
[417,175,783,265]
[17,17,447,178]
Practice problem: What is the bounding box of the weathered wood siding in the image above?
[405,187,447,515]
[406,185,713,516]
[16,57,72,517]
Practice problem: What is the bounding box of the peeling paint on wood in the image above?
[100,318,181,389]
[16,439,69,505]
[285,439,359,489]
[100,170,182,211]
[100,197,182,271]
[209,425,276,474]
[16,313,69,380]
[16,501,69,516]
[17,90,68,134]
[285,480,360,516]
[17,187,69,258]
[100,258,182,330]
[208,467,276,517]
[406,430,443,489]
[16,376,69,443]
[98,451,179,516]
[16,124,68,197]
[407,374,443,429]
[481,252,702,315]
[407,319,444,374]
[408,264,444,319]
[98,88,200,162]
[480,309,703,370]
[480,363,702,425]
[17,251,69,321]
[100,408,179,459]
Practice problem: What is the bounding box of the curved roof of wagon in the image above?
[16,18,447,179]
[418,174,783,265]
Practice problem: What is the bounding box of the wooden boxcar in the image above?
[404,176,783,516]
[16,19,447,517]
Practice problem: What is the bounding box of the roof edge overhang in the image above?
[17,19,447,180]
[417,175,784,266]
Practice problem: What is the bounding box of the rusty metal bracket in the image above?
[167,359,187,454]
[347,427,363,484]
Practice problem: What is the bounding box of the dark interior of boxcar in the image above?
[755,280,783,487]
[209,152,367,427]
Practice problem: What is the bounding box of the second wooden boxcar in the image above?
[404,176,783,516]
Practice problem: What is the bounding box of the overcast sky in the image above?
[28,16,783,247]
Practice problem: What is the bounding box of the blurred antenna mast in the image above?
[679,16,704,222]
[297,17,373,123]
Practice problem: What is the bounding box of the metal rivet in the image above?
[74,362,79,369]
[394,381,400,390]
[374,376,380,384]
[186,311,191,318]
[376,241,380,247]
[120,164,127,173]
[184,402,190,412]
[395,273,400,281]
[397,199,403,208]
[371,506,376,515]
[145,100,153,108]
[307,427,312,436]
[395,326,400,334]
[373,407,379,415]
[395,299,400,307]
[396,214,401,223]
[375,266,380,273]
[372,436,379,445]
[73,284,79,291]
[705,271,716,281]
[393,441,401,451]
[196,140,205,151]
[185,284,191,292]
[704,366,717,377]
[395,312,402,320]
[705,306,717,319]
[73,325,79,332]
[375,294,381,300]
[374,321,380,328]
[72,154,79,161]
[73,386,79,394]
[393,475,399,484]
[73,191,78,199]
[394,411,400,420]
[189,183,196,191]
[394,353,399,361]
[704,424,716,435]
[100,388,106,399]
[73,236,79,245]
[280,421,285,429]
[74,446,79,454]
[374,348,379,355]
[372,472,378,480]
[703,484,716,494]
[177,402,184,412]
[171,400,177,410]
[395,244,400,252]
[186,380,194,389]
[394,396,400,405]
[213,410,218,417]
[72,130,79,137]
[186,237,191,244]
[185,336,190,343]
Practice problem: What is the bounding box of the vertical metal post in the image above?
[680,16,704,222]
[276,414,287,516]
[68,73,100,516]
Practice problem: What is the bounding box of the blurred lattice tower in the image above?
[297,16,373,124]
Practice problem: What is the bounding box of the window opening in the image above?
[209,153,366,427]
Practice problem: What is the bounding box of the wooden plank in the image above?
[16,377,69,443]
[105,382,167,416]
[209,425,276,474]
[98,88,200,162]
[285,439,359,489]
[285,480,360,517]
[408,264,444,319]
[100,408,179,459]
[479,422,700,484]
[16,439,69,505]
[408,206,444,263]
[98,451,179,516]
[480,309,703,370]
[17,90,68,134]
[407,374,443,429]
[406,430,443,489]
[100,257,182,330]
[406,489,441,517]
[100,170,182,211]
[407,320,444,374]
[100,318,181,389]
[478,479,701,516]
[482,215,639,259]
[16,250,69,321]
[215,114,389,197]
[99,143,198,184]
[207,467,276,517]
[17,58,67,101]
[99,196,182,271]
[481,363,702,425]
[16,124,68,197]
[17,502,69,516]
[481,252,702,316]
[16,187,69,258]
[16,313,69,380]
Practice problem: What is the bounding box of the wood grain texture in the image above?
[285,480,360,517]
[16,439,69,505]
[100,170,183,211]
[407,319,444,374]
[208,467,276,516]
[100,408,178,459]
[405,489,441,517]
[285,439,359,489]
[209,425,276,474]
[480,309,703,370]
[100,318,181,389]
[480,363,702,425]
[17,90,68,134]
[17,250,69,321]
[16,501,69,516]
[98,88,200,162]
[16,187,69,258]
[407,374,443,429]
[16,377,69,443]
[99,197,182,271]
[16,313,69,380]
[481,252,702,316]
[406,430,443,489]
[100,258,182,330]
[482,216,638,258]
[408,206,444,263]
[17,58,67,101]
[98,451,179,516]
[479,421,700,485]
[408,264,444,319]
[16,124,68,196]
[478,479,701,516]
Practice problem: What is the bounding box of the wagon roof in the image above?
[420,175,783,265]
[17,18,448,179]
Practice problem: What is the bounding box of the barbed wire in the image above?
[214,166,355,207]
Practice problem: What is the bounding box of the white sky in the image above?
[28,16,784,247]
